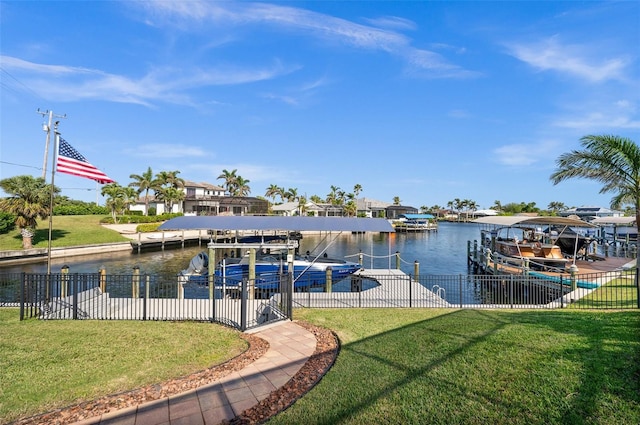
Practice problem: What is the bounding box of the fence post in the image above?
[568,264,578,292]
[143,275,149,321]
[510,274,514,308]
[325,267,332,293]
[414,261,419,281]
[132,266,140,298]
[560,275,564,308]
[459,275,463,308]
[19,272,25,321]
[99,266,106,293]
[72,275,78,320]
[409,274,412,308]
[396,251,400,270]
[358,251,363,267]
[61,265,69,298]
[240,278,247,331]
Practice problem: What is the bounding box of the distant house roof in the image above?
[271,202,300,212]
[183,180,225,191]
[357,198,390,210]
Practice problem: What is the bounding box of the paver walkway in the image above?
[73,321,316,425]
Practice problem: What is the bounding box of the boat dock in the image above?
[292,269,450,308]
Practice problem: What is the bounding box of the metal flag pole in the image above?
[46,124,61,275]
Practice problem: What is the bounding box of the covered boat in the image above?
[473,215,596,271]
[180,249,362,290]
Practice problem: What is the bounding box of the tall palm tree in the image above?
[550,134,640,294]
[156,186,186,213]
[101,183,125,223]
[233,176,251,197]
[353,183,363,198]
[264,184,282,204]
[156,170,185,189]
[129,166,155,216]
[551,135,640,225]
[0,175,59,249]
[217,169,238,195]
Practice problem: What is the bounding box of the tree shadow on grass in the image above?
[12,228,69,247]
[278,309,640,425]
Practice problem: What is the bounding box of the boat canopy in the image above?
[590,216,636,226]
[472,216,596,228]
[400,214,434,220]
[158,216,395,232]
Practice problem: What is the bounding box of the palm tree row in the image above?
[262,184,363,217]
[2,134,638,249]
[128,167,185,216]
[217,169,251,197]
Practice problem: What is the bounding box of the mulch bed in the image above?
[11,322,339,425]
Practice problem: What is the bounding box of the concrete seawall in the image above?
[0,243,132,266]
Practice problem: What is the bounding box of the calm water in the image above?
[0,222,480,276]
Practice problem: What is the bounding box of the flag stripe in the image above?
[56,139,115,184]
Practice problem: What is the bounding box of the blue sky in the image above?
[1,1,639,211]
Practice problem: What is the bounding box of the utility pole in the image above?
[37,109,66,179]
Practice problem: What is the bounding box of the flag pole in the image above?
[47,126,60,275]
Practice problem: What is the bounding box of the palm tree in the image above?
[129,166,155,216]
[101,183,126,223]
[353,184,363,198]
[217,169,238,195]
[156,186,185,213]
[0,175,59,249]
[264,184,282,204]
[393,196,401,206]
[284,188,298,203]
[547,201,567,215]
[156,170,185,189]
[233,176,251,197]
[551,134,640,264]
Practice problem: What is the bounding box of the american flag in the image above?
[56,138,115,184]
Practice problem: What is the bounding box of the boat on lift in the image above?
[180,249,362,290]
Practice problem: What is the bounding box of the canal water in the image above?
[0,221,480,277]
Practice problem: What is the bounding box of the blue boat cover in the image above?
[158,216,395,232]
[401,214,435,220]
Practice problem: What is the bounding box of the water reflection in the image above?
[0,222,480,276]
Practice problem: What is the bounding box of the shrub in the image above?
[0,211,16,234]
[136,223,161,233]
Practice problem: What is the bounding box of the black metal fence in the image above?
[0,272,293,331]
[1,269,637,327]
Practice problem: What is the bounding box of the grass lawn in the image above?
[0,308,247,423]
[271,308,640,425]
[0,215,128,250]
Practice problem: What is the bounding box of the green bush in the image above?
[136,223,161,232]
[0,211,16,234]
[99,213,183,225]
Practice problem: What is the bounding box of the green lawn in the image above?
[271,308,640,425]
[0,215,128,250]
[0,308,247,423]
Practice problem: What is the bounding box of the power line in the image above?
[0,160,42,171]
[0,67,46,101]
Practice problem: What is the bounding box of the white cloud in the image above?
[137,1,472,77]
[506,36,629,82]
[0,55,295,106]
[493,140,560,167]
